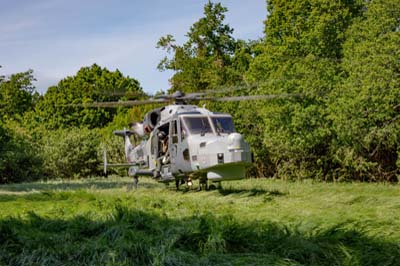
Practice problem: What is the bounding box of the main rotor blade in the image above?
[200,83,257,95]
[92,80,301,103]
[195,93,302,102]
[151,83,257,100]
[69,93,302,108]
[73,98,167,108]
[99,91,145,97]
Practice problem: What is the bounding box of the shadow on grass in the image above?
[0,205,398,266]
[171,184,286,198]
[0,179,161,193]
[217,187,286,197]
[0,190,98,203]
[0,179,162,203]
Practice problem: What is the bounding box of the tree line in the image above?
[1,0,399,183]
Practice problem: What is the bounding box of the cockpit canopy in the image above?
[181,115,235,135]
[211,116,235,134]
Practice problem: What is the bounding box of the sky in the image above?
[0,0,266,95]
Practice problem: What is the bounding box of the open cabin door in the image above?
[170,118,191,174]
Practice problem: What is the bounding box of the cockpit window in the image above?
[212,116,235,134]
[182,117,213,135]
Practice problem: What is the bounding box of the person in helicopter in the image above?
[157,131,169,164]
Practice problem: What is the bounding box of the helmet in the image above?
[157,131,167,140]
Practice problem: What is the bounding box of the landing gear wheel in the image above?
[127,176,139,191]
[209,182,221,190]
[133,177,139,189]
[175,178,189,191]
[199,179,208,191]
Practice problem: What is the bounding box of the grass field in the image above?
[0,177,399,266]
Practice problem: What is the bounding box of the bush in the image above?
[40,127,103,179]
[0,121,43,184]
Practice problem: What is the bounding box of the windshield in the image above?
[182,117,213,135]
[212,116,235,134]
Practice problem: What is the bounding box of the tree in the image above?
[263,0,362,58]
[0,121,43,184]
[245,0,363,179]
[157,1,250,92]
[0,68,42,183]
[329,0,400,181]
[35,64,144,129]
[39,127,103,179]
[0,68,38,120]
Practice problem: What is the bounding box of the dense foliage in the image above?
[157,2,254,92]
[34,64,143,129]
[0,65,144,183]
[39,127,103,179]
[0,121,43,183]
[329,0,400,181]
[157,0,399,181]
[243,0,363,180]
[0,0,399,183]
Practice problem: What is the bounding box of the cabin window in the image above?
[211,116,235,134]
[180,119,186,141]
[171,120,178,144]
[182,117,213,135]
[151,133,158,157]
[157,123,169,157]
[183,148,190,161]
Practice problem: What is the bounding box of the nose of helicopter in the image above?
[205,133,251,181]
[190,132,251,179]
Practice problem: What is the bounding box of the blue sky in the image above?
[0,0,266,94]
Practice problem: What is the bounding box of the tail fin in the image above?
[113,129,133,161]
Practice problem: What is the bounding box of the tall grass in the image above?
[0,178,399,265]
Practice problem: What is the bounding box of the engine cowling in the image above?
[143,108,161,133]
[129,122,145,137]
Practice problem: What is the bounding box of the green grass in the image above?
[0,177,399,265]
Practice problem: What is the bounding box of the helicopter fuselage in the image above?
[114,104,252,184]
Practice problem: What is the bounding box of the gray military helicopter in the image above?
[97,89,294,190]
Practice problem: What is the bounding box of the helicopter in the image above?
[96,89,298,190]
